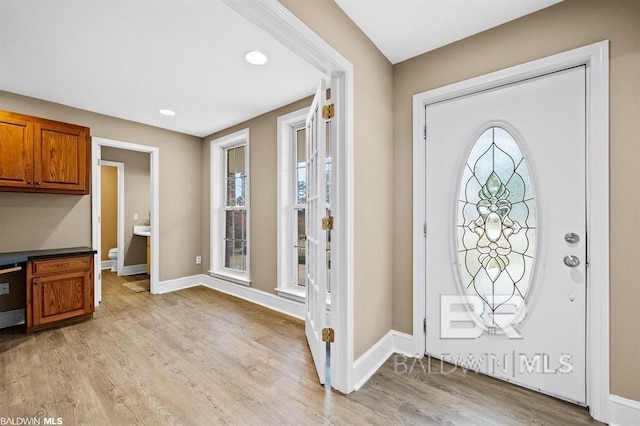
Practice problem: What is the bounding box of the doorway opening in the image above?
[91,137,160,305]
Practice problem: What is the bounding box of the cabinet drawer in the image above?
[31,255,91,275]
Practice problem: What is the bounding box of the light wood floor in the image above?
[0,272,600,425]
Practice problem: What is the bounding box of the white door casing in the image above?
[413,41,609,422]
[305,80,329,384]
[425,67,586,404]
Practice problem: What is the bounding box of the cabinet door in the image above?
[33,121,89,193]
[32,269,93,326]
[0,114,34,188]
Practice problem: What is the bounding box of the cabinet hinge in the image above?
[322,216,334,230]
[423,318,427,333]
[322,103,335,120]
[322,327,335,343]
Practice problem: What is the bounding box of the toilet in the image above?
[108,248,118,272]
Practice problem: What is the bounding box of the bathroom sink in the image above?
[133,225,151,237]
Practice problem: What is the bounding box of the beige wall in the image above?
[0,91,203,282]
[101,147,150,267]
[202,97,312,294]
[279,0,395,359]
[392,0,640,401]
[100,165,117,261]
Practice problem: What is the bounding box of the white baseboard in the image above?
[153,273,305,320]
[101,260,114,270]
[201,275,305,320]
[156,274,206,294]
[0,309,25,329]
[609,395,640,426]
[120,264,147,276]
[353,330,395,390]
[353,329,414,391]
[392,331,415,357]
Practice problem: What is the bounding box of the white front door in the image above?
[305,80,329,384]
[425,66,586,404]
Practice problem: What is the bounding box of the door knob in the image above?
[564,232,580,244]
[563,255,580,268]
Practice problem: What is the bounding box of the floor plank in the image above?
[0,271,600,425]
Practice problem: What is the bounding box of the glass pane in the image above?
[296,248,306,286]
[235,146,245,175]
[457,126,536,329]
[296,209,305,246]
[225,240,247,272]
[297,167,306,205]
[296,128,306,164]
[234,176,245,206]
[225,178,236,207]
[227,147,236,176]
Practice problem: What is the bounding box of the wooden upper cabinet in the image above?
[0,110,90,195]
[0,114,34,188]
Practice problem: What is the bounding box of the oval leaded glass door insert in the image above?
[457,126,536,329]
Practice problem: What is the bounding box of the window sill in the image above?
[209,270,251,286]
[276,287,306,303]
[276,286,332,308]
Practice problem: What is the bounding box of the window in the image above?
[457,126,535,328]
[277,108,308,301]
[211,128,250,284]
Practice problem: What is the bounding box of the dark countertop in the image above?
[0,247,97,267]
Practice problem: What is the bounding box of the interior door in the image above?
[305,80,328,384]
[425,67,586,404]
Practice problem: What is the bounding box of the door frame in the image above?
[91,137,160,304]
[100,160,125,275]
[412,41,609,422]
[221,0,355,393]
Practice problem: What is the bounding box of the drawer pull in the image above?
[56,263,69,268]
[33,280,40,286]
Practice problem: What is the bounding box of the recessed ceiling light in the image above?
[244,50,268,65]
[159,109,176,116]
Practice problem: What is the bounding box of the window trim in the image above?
[276,107,309,301]
[210,128,251,285]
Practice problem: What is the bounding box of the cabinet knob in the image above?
[33,280,40,286]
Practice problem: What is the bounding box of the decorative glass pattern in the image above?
[457,127,536,327]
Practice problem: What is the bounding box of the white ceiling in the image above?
[0,0,323,137]
[334,0,564,64]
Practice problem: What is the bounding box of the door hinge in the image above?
[322,216,334,230]
[322,327,335,343]
[98,215,101,224]
[423,125,427,141]
[423,221,427,237]
[423,318,427,333]
[322,103,335,120]
[98,272,101,281]
[97,158,101,166]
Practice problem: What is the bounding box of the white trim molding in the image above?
[353,330,414,391]
[609,395,640,426]
[100,260,114,270]
[156,273,305,320]
[276,106,310,300]
[209,128,251,284]
[412,41,609,422]
[222,0,355,394]
[120,264,148,276]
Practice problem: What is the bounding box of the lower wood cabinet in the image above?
[27,254,94,331]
